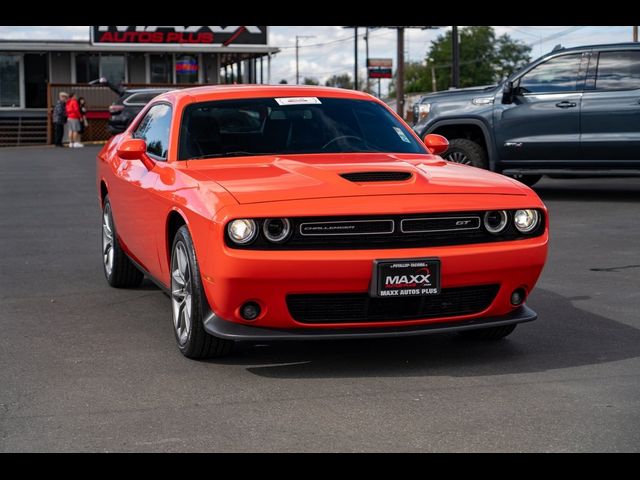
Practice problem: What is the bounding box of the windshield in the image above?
[178,97,427,160]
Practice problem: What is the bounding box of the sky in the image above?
[0,26,633,94]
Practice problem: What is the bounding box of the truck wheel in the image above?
[458,324,517,340]
[102,196,144,288]
[170,226,234,359]
[443,139,488,170]
[509,174,542,188]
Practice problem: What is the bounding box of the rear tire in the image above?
[102,196,144,289]
[171,226,234,359]
[458,324,517,340]
[443,138,488,170]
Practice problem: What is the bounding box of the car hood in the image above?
[421,84,499,101]
[189,153,527,205]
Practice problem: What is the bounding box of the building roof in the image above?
[0,39,279,55]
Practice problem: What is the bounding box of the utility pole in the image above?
[429,58,437,92]
[354,27,359,90]
[452,25,460,89]
[296,35,315,85]
[365,27,370,92]
[397,27,405,117]
[634,26,638,42]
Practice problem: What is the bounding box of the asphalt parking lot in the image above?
[1,145,639,452]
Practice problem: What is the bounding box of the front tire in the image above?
[171,226,234,359]
[443,138,488,170]
[458,324,517,340]
[102,196,144,288]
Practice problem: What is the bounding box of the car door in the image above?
[109,103,172,277]
[580,49,640,164]
[494,52,587,166]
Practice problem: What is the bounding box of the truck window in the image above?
[595,51,640,91]
[519,54,583,94]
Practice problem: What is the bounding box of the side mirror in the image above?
[423,134,449,156]
[502,81,515,105]
[117,138,155,171]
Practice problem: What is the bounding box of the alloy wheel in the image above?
[102,205,114,277]
[171,242,193,346]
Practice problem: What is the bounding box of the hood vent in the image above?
[340,171,413,183]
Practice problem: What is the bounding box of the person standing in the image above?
[52,92,68,147]
[78,97,89,138]
[65,93,84,148]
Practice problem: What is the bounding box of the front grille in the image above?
[340,171,413,182]
[287,285,500,324]
[226,211,546,250]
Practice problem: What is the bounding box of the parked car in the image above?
[412,43,640,186]
[97,85,548,359]
[89,78,172,135]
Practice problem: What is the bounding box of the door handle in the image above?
[556,101,577,109]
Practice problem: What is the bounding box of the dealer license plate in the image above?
[370,258,441,298]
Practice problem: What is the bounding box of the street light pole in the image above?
[365,27,370,92]
[634,26,638,42]
[354,27,359,90]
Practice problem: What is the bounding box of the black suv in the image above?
[108,88,173,135]
[412,43,640,186]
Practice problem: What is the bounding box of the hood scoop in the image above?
[340,171,413,183]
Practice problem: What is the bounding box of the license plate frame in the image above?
[370,258,441,298]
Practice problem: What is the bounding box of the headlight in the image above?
[514,210,540,233]
[227,219,258,245]
[484,210,508,234]
[263,218,292,243]
[417,103,431,122]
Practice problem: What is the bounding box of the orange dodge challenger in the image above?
[97,85,548,359]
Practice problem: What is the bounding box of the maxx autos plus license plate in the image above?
[370,258,441,298]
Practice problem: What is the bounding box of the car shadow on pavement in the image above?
[208,288,640,379]
[534,181,640,203]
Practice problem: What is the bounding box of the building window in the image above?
[150,54,172,84]
[76,54,99,83]
[0,55,21,107]
[100,55,125,85]
[176,55,199,84]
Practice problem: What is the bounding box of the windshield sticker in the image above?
[275,97,322,106]
[393,127,412,143]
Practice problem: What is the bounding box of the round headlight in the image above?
[484,210,508,234]
[228,219,257,245]
[514,210,540,233]
[263,218,291,243]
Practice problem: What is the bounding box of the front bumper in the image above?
[203,304,537,342]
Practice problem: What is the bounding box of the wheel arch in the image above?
[166,209,190,274]
[426,118,497,171]
[99,180,109,206]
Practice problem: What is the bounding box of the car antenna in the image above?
[552,44,564,53]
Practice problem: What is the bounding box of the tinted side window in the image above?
[519,54,583,94]
[134,104,172,160]
[595,51,640,90]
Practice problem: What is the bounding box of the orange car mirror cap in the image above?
[118,138,156,171]
[423,134,449,156]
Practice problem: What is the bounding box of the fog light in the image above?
[241,302,261,321]
[228,219,257,245]
[511,288,526,307]
[514,209,540,233]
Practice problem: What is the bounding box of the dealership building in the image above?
[0,26,280,146]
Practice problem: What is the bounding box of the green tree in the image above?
[303,77,320,85]
[326,73,354,89]
[390,26,531,96]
